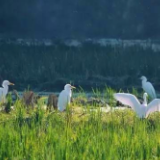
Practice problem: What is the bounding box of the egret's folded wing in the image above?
[146,99,160,117]
[150,84,157,99]
[145,82,156,99]
[114,93,141,111]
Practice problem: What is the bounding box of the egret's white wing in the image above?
[146,99,160,117]
[143,82,156,99]
[114,93,141,112]
[58,90,70,111]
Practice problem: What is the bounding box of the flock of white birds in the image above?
[0,76,160,118]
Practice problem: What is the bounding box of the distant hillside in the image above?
[0,0,160,39]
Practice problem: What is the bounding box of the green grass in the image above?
[1,91,160,160]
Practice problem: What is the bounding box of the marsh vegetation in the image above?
[0,88,160,159]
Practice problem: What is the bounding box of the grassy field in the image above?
[1,88,160,160]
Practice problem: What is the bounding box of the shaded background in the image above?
[0,44,160,91]
[0,0,160,92]
[0,0,160,39]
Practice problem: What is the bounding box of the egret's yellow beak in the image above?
[9,82,15,85]
[71,85,76,89]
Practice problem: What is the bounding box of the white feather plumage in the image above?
[0,80,14,102]
[114,92,160,118]
[140,76,156,99]
[58,84,75,112]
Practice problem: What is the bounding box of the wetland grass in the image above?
[0,92,160,160]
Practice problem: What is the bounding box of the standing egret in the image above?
[140,76,156,99]
[58,84,76,112]
[0,80,14,102]
[114,92,160,118]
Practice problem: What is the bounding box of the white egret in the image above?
[114,92,160,118]
[140,76,156,99]
[58,84,76,112]
[0,80,14,102]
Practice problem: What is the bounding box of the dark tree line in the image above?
[0,0,160,39]
[0,44,160,91]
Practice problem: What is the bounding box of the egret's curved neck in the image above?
[65,88,72,95]
[142,79,147,83]
[143,94,148,106]
[2,85,9,96]
[142,79,147,88]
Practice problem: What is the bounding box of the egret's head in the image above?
[143,92,148,99]
[2,80,14,87]
[64,84,76,91]
[140,76,147,81]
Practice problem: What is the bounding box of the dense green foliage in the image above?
[0,44,160,91]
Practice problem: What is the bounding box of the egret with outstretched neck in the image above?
[0,80,14,102]
[140,76,156,99]
[114,92,160,118]
[58,84,76,112]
